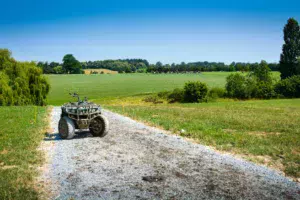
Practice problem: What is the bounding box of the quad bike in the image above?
[58,93,109,139]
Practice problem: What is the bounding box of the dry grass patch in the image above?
[0,149,8,155]
[84,68,118,74]
[248,131,281,136]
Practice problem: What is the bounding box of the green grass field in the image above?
[106,98,300,179]
[45,72,300,178]
[0,106,48,199]
[47,72,232,105]
[1,71,297,199]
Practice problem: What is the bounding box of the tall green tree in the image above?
[62,54,82,74]
[279,18,300,79]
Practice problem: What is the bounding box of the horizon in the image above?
[37,57,279,66]
[1,0,300,64]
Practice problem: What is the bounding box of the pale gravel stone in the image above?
[43,106,300,200]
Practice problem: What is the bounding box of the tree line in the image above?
[81,59,149,73]
[38,58,279,74]
[37,54,83,74]
[146,61,279,73]
[82,60,279,73]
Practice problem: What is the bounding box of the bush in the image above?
[208,87,225,99]
[167,88,184,103]
[244,77,260,98]
[275,75,300,98]
[255,81,276,99]
[143,95,163,104]
[157,91,172,99]
[225,72,275,99]
[226,60,276,100]
[143,95,158,103]
[0,49,50,106]
[249,61,275,99]
[225,73,248,99]
[184,81,208,103]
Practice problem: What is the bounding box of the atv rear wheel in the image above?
[58,116,75,139]
[89,115,109,137]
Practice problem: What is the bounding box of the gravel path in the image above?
[42,107,300,200]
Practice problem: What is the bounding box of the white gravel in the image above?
[42,107,300,200]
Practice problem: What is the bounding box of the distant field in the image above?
[83,68,118,74]
[106,98,300,179]
[0,106,48,199]
[47,72,233,105]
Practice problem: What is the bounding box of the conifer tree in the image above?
[279,18,300,79]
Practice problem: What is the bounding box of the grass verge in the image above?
[0,106,49,200]
[105,97,300,180]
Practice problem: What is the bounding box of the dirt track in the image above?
[40,107,300,200]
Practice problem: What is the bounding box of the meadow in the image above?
[47,72,231,105]
[45,72,300,178]
[2,71,297,199]
[0,106,48,199]
[105,98,300,179]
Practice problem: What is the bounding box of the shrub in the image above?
[184,81,208,103]
[143,95,163,104]
[208,87,225,99]
[225,72,275,99]
[167,88,184,103]
[143,95,158,103]
[244,77,258,98]
[255,81,276,99]
[157,91,172,99]
[226,60,277,100]
[250,60,276,99]
[0,49,50,106]
[225,73,248,99]
[275,75,300,98]
[249,61,275,99]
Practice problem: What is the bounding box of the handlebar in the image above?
[69,93,88,102]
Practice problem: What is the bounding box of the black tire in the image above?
[89,115,109,137]
[58,116,75,139]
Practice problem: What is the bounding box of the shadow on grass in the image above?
[44,131,93,141]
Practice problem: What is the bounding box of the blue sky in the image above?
[1,0,300,64]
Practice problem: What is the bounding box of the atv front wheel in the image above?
[89,115,109,137]
[58,116,75,139]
